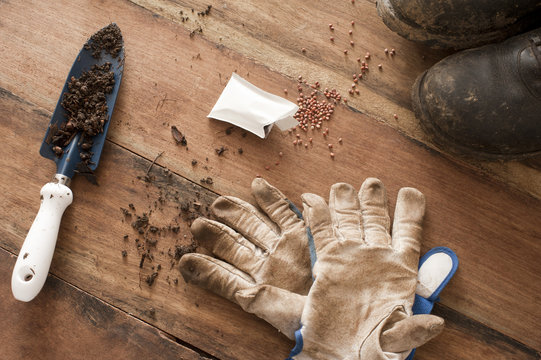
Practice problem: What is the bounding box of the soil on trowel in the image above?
[48,24,123,181]
[84,23,123,58]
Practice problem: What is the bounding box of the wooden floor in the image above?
[1,1,540,359]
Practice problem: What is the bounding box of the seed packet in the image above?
[208,73,298,138]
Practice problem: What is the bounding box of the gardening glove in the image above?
[179,177,312,338]
[289,178,444,359]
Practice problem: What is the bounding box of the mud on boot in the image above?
[376,0,541,49]
[412,28,541,160]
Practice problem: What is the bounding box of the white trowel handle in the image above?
[11,180,73,302]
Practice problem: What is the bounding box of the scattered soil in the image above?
[197,5,212,16]
[121,164,214,288]
[171,125,187,146]
[215,146,227,156]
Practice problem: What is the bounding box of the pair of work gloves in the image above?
[179,178,444,359]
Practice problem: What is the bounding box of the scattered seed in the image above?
[338,137,343,143]
[349,30,353,35]
[330,152,335,158]
[351,21,355,26]
[279,151,283,157]
[393,114,398,119]
[330,37,334,42]
[378,64,383,70]
[343,49,348,54]
[350,41,354,46]
[284,89,288,94]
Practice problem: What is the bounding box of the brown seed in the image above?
[330,152,335,158]
[338,137,343,143]
[343,49,348,54]
[279,151,283,157]
[351,21,355,26]
[393,113,398,119]
[330,36,334,41]
[378,64,383,70]
[350,41,354,46]
[349,30,353,35]
[284,89,288,94]
[265,166,270,170]
[301,48,306,53]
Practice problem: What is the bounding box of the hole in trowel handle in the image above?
[23,268,35,282]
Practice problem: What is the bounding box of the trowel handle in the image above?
[11,181,73,302]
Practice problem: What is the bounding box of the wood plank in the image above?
[0,88,292,360]
[416,304,541,360]
[1,0,540,201]
[0,247,212,360]
[1,88,540,360]
[1,0,541,354]
[127,0,541,200]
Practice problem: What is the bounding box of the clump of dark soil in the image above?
[50,63,115,163]
[84,23,123,58]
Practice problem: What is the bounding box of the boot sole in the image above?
[376,0,540,49]
[412,70,541,161]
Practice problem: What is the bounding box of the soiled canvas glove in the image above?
[179,178,312,338]
[289,178,444,359]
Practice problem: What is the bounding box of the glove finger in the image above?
[235,285,306,340]
[329,183,363,241]
[301,193,334,254]
[392,187,425,261]
[380,314,444,352]
[191,217,263,275]
[179,253,254,304]
[252,177,304,230]
[211,195,279,252]
[359,177,392,247]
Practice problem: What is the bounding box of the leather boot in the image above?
[412,28,541,160]
[376,0,541,49]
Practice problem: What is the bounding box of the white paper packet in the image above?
[207,73,299,138]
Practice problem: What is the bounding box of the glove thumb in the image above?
[380,314,444,353]
[235,285,305,340]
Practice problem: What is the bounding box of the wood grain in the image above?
[1,0,541,357]
[1,87,540,359]
[0,248,213,360]
[127,0,541,200]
